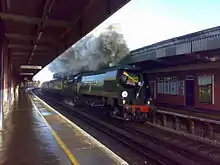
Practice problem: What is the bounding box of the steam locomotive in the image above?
[41,65,155,122]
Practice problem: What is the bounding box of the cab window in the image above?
[119,70,140,88]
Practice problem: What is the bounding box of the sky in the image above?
[33,0,220,82]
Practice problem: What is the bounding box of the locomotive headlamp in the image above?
[122,91,128,97]
[147,101,151,105]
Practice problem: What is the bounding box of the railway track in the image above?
[34,91,219,165]
[122,124,220,165]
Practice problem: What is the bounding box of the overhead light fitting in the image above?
[20,65,42,69]
[20,73,34,76]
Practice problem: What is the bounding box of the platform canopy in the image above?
[0,0,129,80]
[120,26,220,70]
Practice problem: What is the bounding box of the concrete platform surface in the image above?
[30,93,128,165]
[0,90,128,165]
[0,91,72,165]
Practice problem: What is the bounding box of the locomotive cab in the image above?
[116,68,153,121]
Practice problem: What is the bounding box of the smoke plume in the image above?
[48,24,130,77]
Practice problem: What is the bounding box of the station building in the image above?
[121,26,220,111]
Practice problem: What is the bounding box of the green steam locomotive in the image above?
[41,65,154,121]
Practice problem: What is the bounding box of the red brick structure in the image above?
[121,26,220,112]
[148,65,220,111]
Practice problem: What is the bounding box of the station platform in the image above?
[156,105,220,121]
[0,90,128,165]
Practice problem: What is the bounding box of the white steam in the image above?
[48,24,130,77]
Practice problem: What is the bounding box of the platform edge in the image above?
[32,93,129,165]
[29,95,80,165]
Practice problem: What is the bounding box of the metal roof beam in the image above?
[8,44,49,50]
[60,0,95,39]
[6,33,35,40]
[11,52,29,56]
[29,0,56,64]
[12,52,47,56]
[11,56,26,58]
[0,12,73,28]
[5,33,59,44]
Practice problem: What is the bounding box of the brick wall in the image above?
[149,68,220,111]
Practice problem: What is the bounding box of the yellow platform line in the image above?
[31,93,129,165]
[29,96,80,165]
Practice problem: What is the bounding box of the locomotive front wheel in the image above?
[122,111,130,121]
[72,96,80,107]
[135,109,141,121]
[139,113,148,123]
[72,99,76,106]
[110,107,118,118]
